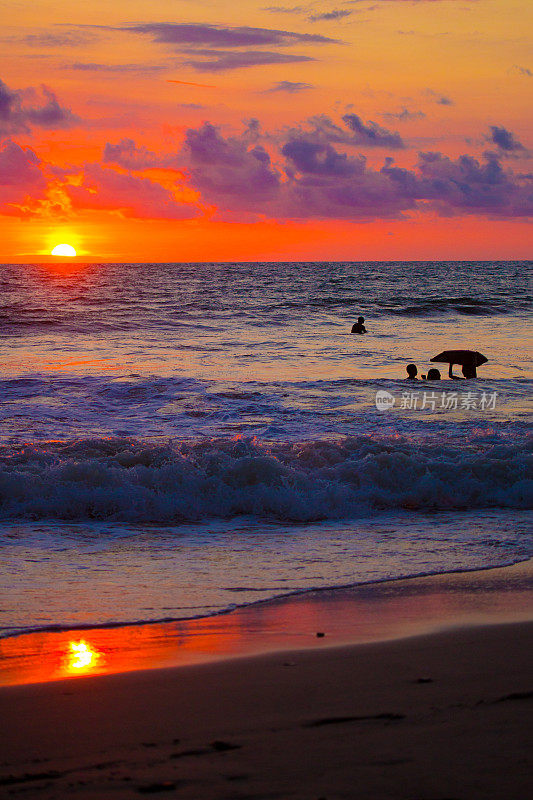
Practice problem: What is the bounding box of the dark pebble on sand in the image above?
[138,781,177,794]
[316,632,325,638]
[211,740,242,752]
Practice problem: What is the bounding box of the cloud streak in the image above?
[263,81,314,92]
[68,63,166,74]
[93,20,338,73]
[309,10,353,21]
[182,50,315,72]
[123,22,337,48]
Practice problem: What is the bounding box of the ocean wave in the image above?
[264,295,527,316]
[0,435,531,522]
[384,297,523,317]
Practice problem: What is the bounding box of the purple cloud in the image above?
[262,5,307,12]
[413,151,533,216]
[309,10,352,21]
[178,118,533,221]
[90,21,338,73]
[382,108,426,122]
[263,80,314,92]
[126,22,336,47]
[182,50,315,72]
[342,114,404,147]
[0,79,78,136]
[488,126,526,153]
[425,88,454,106]
[284,113,404,149]
[182,121,280,210]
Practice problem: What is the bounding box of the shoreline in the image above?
[2,553,530,642]
[1,557,531,687]
[1,620,531,798]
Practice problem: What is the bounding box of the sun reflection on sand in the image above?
[0,562,531,687]
[64,640,103,676]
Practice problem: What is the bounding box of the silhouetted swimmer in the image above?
[406,364,418,380]
[425,368,441,380]
[449,363,477,379]
[351,316,367,334]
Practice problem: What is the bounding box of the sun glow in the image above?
[51,243,76,257]
[66,640,100,673]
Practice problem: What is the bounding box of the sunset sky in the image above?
[1,0,531,261]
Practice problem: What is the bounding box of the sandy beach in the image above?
[1,563,532,800]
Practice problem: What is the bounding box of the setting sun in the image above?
[51,244,76,257]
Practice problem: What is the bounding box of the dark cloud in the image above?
[425,89,454,106]
[488,125,526,153]
[178,118,532,221]
[342,114,405,147]
[182,50,315,72]
[282,139,359,177]
[181,121,280,210]
[309,10,352,21]
[283,113,404,149]
[414,151,533,216]
[0,79,78,135]
[280,143,414,218]
[263,80,314,92]
[381,108,426,121]
[125,22,336,48]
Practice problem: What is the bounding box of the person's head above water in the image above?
[462,363,476,379]
[406,364,418,379]
[426,368,441,380]
[357,316,364,323]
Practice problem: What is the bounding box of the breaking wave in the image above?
[1,435,531,523]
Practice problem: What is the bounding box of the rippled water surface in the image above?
[0,261,531,635]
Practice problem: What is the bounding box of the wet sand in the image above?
[1,559,532,686]
[0,561,532,798]
[0,621,531,799]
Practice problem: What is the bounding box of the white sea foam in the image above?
[1,435,531,522]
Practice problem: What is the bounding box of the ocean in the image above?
[0,260,531,638]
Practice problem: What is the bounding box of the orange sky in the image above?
[0,0,531,261]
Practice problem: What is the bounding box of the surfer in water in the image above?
[351,316,367,334]
[449,363,477,379]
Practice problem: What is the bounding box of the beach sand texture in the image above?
[1,620,531,800]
